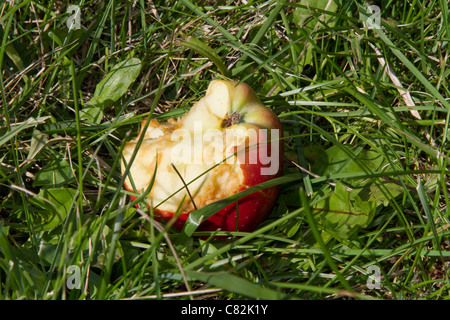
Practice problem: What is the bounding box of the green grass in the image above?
[1,0,449,300]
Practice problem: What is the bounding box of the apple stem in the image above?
[171,163,198,210]
[221,111,242,128]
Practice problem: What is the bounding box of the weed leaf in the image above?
[83,57,142,123]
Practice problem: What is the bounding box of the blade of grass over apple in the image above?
[124,160,158,210]
[178,174,303,240]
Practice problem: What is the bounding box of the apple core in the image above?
[121,80,283,233]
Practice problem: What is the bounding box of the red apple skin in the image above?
[124,80,283,234]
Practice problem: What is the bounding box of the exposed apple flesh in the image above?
[121,80,283,233]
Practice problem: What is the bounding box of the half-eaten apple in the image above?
[121,79,283,233]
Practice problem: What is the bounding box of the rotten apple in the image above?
[121,79,283,233]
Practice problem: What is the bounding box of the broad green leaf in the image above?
[303,143,329,176]
[293,0,338,28]
[322,145,385,186]
[80,104,103,124]
[37,215,112,265]
[88,57,142,107]
[29,188,77,231]
[33,159,76,187]
[358,182,404,207]
[310,145,394,240]
[83,57,142,123]
[314,182,376,240]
